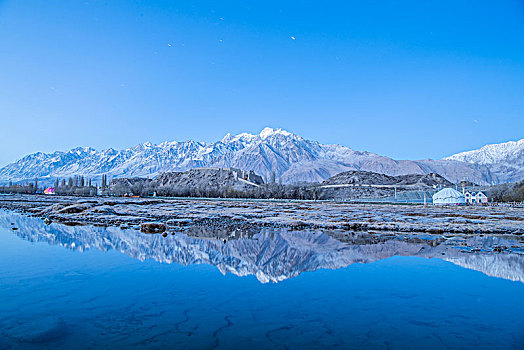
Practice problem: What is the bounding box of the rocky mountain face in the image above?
[445,139,524,184]
[110,168,265,196]
[0,127,519,185]
[152,168,264,192]
[322,171,452,187]
[153,168,263,188]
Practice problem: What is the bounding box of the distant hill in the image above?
[110,168,264,197]
[1,127,521,185]
[321,171,453,200]
[323,171,453,187]
[153,168,263,190]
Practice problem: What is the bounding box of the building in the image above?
[464,191,488,204]
[43,187,55,195]
[433,188,465,205]
[198,168,265,185]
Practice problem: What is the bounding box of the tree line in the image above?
[0,174,325,200]
[0,179,41,194]
[0,174,110,197]
[5,172,520,202]
[487,180,524,202]
[53,175,97,196]
[109,178,326,200]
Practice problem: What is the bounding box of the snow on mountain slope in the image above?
[0,127,513,185]
[446,139,524,164]
[445,139,524,183]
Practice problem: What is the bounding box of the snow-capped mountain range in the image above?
[0,127,522,185]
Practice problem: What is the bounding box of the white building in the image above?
[464,191,488,204]
[433,188,465,205]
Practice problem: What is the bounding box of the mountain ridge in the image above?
[444,138,524,183]
[0,127,521,185]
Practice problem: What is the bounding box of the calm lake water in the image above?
[0,210,523,349]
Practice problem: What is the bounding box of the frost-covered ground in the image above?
[0,194,522,235]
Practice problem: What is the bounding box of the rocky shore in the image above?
[0,194,523,236]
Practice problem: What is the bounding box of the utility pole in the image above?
[394,186,397,201]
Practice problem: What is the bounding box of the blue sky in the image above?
[0,0,523,166]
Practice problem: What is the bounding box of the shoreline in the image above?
[0,194,522,236]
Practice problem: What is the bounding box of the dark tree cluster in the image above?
[488,181,524,202]
[109,178,326,200]
[54,175,97,196]
[0,179,41,194]
[2,170,327,200]
[251,183,325,200]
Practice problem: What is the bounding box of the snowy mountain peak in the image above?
[159,140,179,148]
[220,133,232,143]
[445,138,524,165]
[229,132,257,143]
[69,147,97,156]
[259,127,293,139]
[442,138,524,184]
[222,127,297,144]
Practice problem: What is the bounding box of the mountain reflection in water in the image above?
[1,210,523,283]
